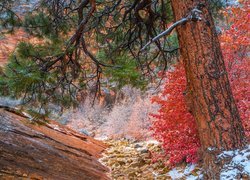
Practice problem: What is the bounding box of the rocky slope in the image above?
[100,139,202,179]
[0,108,108,179]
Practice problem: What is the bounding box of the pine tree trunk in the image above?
[170,0,246,178]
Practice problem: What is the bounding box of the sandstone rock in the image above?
[0,108,108,179]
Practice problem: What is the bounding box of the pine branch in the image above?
[140,8,202,51]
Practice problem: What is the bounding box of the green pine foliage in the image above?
[97,50,147,89]
[0,0,229,113]
[0,41,78,112]
[23,12,72,39]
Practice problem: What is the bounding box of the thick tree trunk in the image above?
[170,0,246,178]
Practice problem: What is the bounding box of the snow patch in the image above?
[219,145,250,179]
[168,168,183,179]
[168,164,202,180]
[95,136,109,141]
[145,139,160,145]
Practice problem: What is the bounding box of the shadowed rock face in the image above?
[0,109,109,179]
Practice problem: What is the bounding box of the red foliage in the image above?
[220,0,250,139]
[150,65,200,165]
[151,1,250,165]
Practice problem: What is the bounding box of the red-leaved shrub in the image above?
[151,0,249,165]
[150,64,200,165]
[220,0,250,139]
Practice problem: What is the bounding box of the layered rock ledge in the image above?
[0,108,108,179]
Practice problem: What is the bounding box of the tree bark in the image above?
[170,0,246,178]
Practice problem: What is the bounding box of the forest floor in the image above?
[99,139,202,180]
[99,139,250,179]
